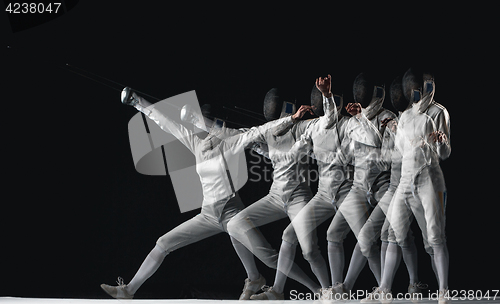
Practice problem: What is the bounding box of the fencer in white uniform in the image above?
[363,68,451,304]
[357,76,424,302]
[325,73,397,295]
[208,89,326,300]
[100,89,303,300]
[271,76,357,300]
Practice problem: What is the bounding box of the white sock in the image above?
[380,241,389,279]
[230,236,260,281]
[343,243,367,291]
[401,241,419,284]
[380,242,401,290]
[126,244,168,295]
[308,252,330,288]
[274,240,296,294]
[328,241,345,285]
[433,243,449,291]
[429,253,440,287]
[367,248,382,285]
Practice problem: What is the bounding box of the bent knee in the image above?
[302,247,322,262]
[226,217,238,234]
[427,237,446,249]
[327,228,347,243]
[282,227,298,245]
[358,240,378,258]
[155,238,173,255]
[227,214,247,235]
[396,236,415,249]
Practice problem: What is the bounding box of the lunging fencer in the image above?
[100,88,311,300]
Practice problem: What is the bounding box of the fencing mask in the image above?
[263,88,296,121]
[390,76,410,113]
[353,72,375,108]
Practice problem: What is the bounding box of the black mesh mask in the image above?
[263,88,282,121]
[353,72,375,108]
[390,76,409,112]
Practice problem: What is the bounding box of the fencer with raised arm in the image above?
[100,89,301,300]
[325,73,397,296]
[276,76,359,300]
[207,90,327,300]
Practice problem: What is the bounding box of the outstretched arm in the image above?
[205,115,294,153]
[130,92,200,154]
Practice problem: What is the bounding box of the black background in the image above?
[1,1,498,299]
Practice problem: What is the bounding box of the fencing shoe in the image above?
[438,289,450,304]
[100,277,134,299]
[331,282,349,299]
[239,275,266,300]
[408,282,427,302]
[361,287,393,304]
[249,286,284,300]
[319,287,333,301]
